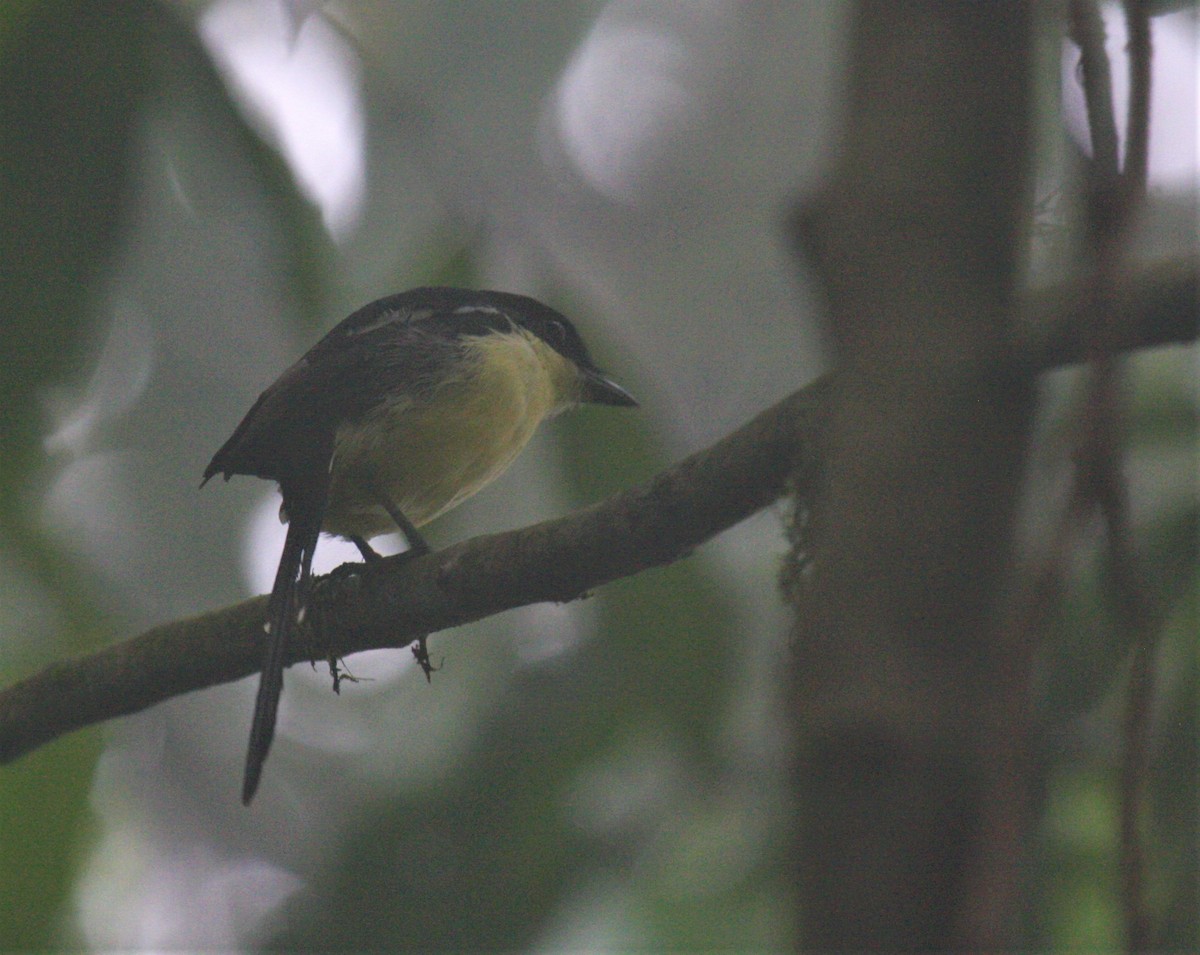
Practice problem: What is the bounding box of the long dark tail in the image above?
[242,502,323,804]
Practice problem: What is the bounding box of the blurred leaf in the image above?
[1038,769,1122,951]
[0,729,101,949]
[1040,503,1198,722]
[152,6,331,333]
[406,239,481,290]
[635,793,793,950]
[556,401,736,763]
[0,0,154,509]
[0,6,153,944]
[1147,586,1198,949]
[1124,352,1198,452]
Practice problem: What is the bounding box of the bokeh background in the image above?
[1,1,1195,950]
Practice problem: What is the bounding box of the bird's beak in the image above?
[580,369,638,407]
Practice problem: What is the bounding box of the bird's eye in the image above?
[546,319,567,344]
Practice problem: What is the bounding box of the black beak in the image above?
[580,369,638,407]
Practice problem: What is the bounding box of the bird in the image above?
[202,287,637,803]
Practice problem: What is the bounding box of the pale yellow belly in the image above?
[321,334,573,540]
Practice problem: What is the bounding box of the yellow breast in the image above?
[322,328,580,540]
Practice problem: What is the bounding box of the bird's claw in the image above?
[411,634,440,682]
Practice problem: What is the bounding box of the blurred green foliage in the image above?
[0,1,150,492]
[1035,352,1199,951]
[1,2,152,945]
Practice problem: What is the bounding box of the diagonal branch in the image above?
[0,260,1195,764]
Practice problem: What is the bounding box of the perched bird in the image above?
[203,287,637,803]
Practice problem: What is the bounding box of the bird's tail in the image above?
[242,503,323,804]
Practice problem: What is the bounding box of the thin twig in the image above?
[1068,0,1121,179]
[1123,0,1152,197]
[1062,2,1157,949]
[1115,5,1155,949]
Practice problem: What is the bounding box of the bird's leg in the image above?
[313,533,383,676]
[373,494,430,557]
[307,538,374,681]
[411,639,440,682]
[366,487,438,678]
[317,538,375,593]
[351,535,382,562]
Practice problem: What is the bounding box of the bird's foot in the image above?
[411,634,440,682]
[328,655,370,694]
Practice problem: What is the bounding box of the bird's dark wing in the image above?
[202,355,335,485]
